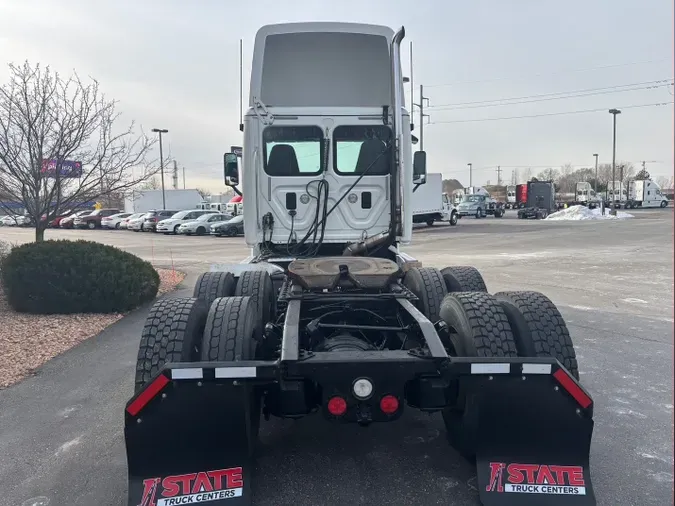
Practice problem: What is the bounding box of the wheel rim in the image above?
[88,222,95,229]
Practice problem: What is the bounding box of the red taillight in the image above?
[327,396,347,416]
[553,369,592,409]
[126,374,169,416]
[379,395,399,414]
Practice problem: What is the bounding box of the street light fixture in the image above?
[151,128,169,210]
[608,109,621,214]
[468,163,473,187]
[593,153,599,193]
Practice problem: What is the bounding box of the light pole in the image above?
[468,163,473,187]
[152,128,169,209]
[608,110,621,213]
[593,153,599,193]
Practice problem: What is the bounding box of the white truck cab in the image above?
[223,23,421,260]
[575,181,601,208]
[626,179,669,209]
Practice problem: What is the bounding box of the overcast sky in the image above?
[0,0,672,190]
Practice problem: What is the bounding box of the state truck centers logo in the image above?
[486,462,587,495]
[138,467,243,506]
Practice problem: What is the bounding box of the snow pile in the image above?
[546,205,634,221]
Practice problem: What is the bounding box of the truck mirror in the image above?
[223,153,239,186]
[413,151,427,184]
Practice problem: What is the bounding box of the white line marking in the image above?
[215,367,257,378]
[470,363,510,374]
[522,363,552,375]
[171,368,204,380]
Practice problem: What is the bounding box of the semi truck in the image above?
[505,185,516,208]
[412,172,458,226]
[625,179,669,209]
[122,22,596,506]
[517,180,557,219]
[455,186,505,218]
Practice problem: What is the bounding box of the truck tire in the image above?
[134,297,208,393]
[439,292,517,461]
[426,217,435,226]
[440,266,487,293]
[403,267,447,323]
[449,211,458,226]
[235,270,276,339]
[193,271,236,307]
[201,296,261,451]
[475,208,482,219]
[494,291,579,379]
[661,200,668,208]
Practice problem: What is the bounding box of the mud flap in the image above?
[125,374,256,506]
[458,373,595,506]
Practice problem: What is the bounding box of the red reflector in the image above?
[380,395,399,414]
[126,374,170,416]
[327,396,347,416]
[553,369,592,409]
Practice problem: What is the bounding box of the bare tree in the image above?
[0,61,159,241]
[196,188,212,200]
[655,175,674,189]
[137,176,161,191]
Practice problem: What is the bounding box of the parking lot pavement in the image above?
[0,208,672,506]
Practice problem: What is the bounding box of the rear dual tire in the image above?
[437,289,578,462]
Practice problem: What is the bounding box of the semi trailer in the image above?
[123,22,596,506]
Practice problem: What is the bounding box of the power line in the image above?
[430,102,674,124]
[424,58,671,88]
[427,80,673,111]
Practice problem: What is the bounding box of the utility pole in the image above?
[172,160,178,190]
[511,170,516,185]
[151,128,169,209]
[609,109,621,214]
[608,109,621,214]
[183,167,186,189]
[496,166,502,186]
[468,163,473,187]
[593,153,599,193]
[409,41,414,133]
[413,85,430,150]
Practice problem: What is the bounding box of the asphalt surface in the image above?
[0,208,672,506]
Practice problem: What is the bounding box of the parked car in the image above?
[3,215,32,227]
[211,214,244,237]
[141,210,180,232]
[102,212,133,229]
[60,210,92,229]
[119,212,145,230]
[38,209,72,228]
[48,209,77,228]
[127,213,152,232]
[0,215,26,226]
[156,210,217,235]
[178,213,231,236]
[74,209,120,229]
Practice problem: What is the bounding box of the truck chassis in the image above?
[125,257,596,506]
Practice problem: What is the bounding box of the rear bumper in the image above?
[127,354,593,422]
[125,355,595,506]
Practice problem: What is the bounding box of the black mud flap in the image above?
[125,373,255,506]
[456,368,596,506]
